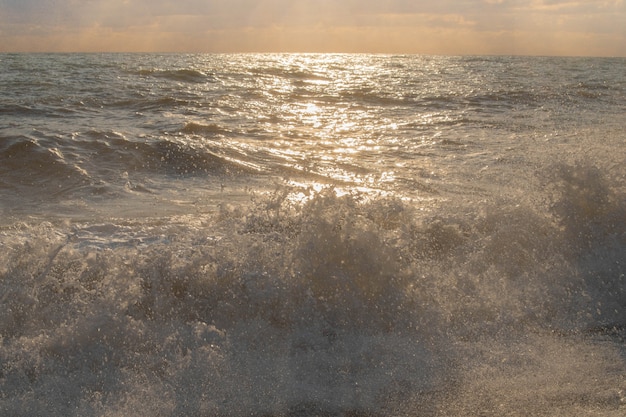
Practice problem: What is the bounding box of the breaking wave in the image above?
[1,163,624,416]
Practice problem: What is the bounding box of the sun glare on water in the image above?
[239,54,398,198]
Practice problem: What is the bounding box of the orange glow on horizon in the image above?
[1,1,625,57]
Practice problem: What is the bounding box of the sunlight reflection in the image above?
[303,103,319,114]
[196,53,431,198]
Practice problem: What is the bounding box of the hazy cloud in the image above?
[0,0,624,55]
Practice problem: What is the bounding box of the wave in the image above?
[0,131,254,206]
[136,68,215,83]
[0,104,48,117]
[1,163,624,415]
[180,122,233,137]
[248,65,331,83]
[0,135,91,194]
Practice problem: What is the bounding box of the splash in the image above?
[1,166,624,415]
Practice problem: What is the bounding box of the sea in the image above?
[1,53,625,416]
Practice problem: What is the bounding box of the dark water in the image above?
[1,53,625,416]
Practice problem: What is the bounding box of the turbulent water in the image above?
[1,53,625,416]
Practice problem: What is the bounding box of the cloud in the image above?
[0,0,624,55]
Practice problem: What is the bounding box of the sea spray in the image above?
[2,165,624,415]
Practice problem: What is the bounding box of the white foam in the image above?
[1,180,624,415]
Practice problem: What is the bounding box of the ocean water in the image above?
[0,53,625,416]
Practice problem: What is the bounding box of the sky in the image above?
[1,0,625,56]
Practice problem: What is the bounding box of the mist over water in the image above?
[1,54,625,416]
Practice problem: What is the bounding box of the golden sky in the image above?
[1,0,625,56]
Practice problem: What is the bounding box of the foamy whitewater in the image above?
[1,54,625,416]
